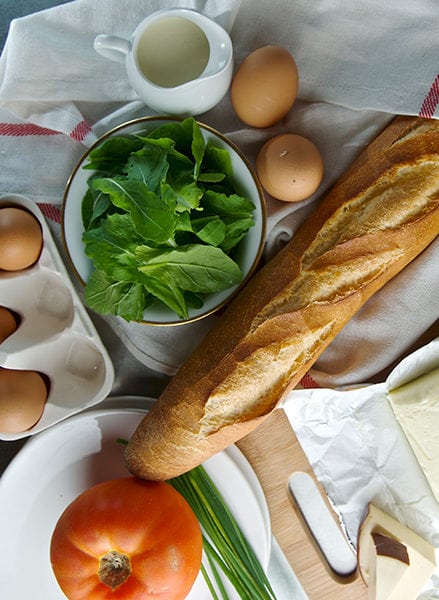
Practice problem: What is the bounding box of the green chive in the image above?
[169,465,276,599]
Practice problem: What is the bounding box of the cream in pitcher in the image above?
[94,9,233,115]
[137,16,210,88]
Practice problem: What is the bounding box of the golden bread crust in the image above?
[125,116,439,480]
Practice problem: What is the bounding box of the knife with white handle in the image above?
[288,471,357,578]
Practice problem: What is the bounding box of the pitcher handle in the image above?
[94,34,131,64]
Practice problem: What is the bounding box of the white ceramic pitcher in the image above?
[94,8,233,116]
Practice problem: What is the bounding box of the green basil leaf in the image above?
[191,119,206,179]
[175,211,193,232]
[184,291,204,309]
[125,139,172,194]
[202,144,234,180]
[221,216,255,252]
[197,171,226,183]
[81,185,113,231]
[84,136,144,172]
[142,270,189,319]
[165,152,203,211]
[82,214,141,279]
[92,177,177,244]
[202,190,256,219]
[191,216,226,246]
[84,269,150,322]
[137,244,242,293]
[145,118,193,155]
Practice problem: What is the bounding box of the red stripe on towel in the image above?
[0,120,92,140]
[0,122,59,136]
[38,203,62,224]
[299,373,321,388]
[70,120,92,141]
[419,74,439,118]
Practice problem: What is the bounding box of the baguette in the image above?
[125,116,439,481]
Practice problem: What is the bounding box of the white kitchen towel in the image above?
[0,0,438,384]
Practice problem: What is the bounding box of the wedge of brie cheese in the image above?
[387,367,439,502]
[358,504,436,600]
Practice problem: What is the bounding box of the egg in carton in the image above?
[0,194,114,440]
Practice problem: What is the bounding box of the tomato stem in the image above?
[98,550,131,589]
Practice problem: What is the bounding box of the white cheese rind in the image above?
[388,367,439,502]
[358,504,436,600]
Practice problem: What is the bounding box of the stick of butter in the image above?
[387,366,439,502]
[358,504,436,600]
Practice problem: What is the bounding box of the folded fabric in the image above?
[233,0,439,119]
[0,0,438,385]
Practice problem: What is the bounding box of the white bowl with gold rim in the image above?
[62,116,266,326]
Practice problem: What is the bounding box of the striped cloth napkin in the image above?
[0,0,438,386]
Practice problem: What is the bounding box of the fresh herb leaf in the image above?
[191,118,206,180]
[92,177,177,244]
[136,244,242,294]
[84,270,150,322]
[165,150,203,211]
[198,171,226,183]
[184,290,204,309]
[83,136,144,172]
[201,191,256,251]
[221,216,256,253]
[191,215,226,246]
[174,210,193,232]
[83,213,140,277]
[141,268,189,319]
[202,144,234,181]
[81,184,112,231]
[203,190,256,219]
[125,139,172,194]
[145,118,193,155]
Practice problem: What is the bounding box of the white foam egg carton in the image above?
[0,194,114,440]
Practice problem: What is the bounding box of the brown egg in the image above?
[0,368,48,433]
[0,207,43,271]
[231,45,299,128]
[256,133,324,202]
[0,307,19,343]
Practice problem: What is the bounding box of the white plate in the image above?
[0,403,271,599]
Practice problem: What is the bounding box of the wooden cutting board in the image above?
[237,408,368,600]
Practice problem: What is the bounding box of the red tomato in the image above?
[50,477,202,600]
